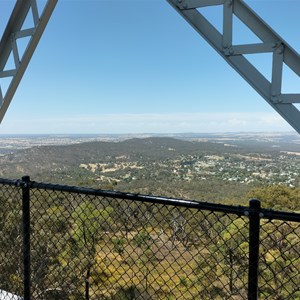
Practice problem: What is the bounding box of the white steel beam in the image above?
[0,0,58,123]
[166,0,300,134]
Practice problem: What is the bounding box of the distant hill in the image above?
[1,136,300,204]
[0,137,230,178]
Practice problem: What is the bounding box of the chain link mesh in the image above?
[0,184,23,300]
[259,219,300,299]
[0,180,300,299]
[28,188,249,299]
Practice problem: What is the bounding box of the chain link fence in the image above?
[0,182,23,300]
[0,177,299,300]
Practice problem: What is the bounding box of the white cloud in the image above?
[0,112,293,134]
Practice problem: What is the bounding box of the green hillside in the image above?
[1,136,300,206]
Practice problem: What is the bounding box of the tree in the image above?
[0,193,23,296]
[259,220,300,299]
[30,204,71,299]
[207,217,248,298]
[59,201,113,299]
[247,185,300,211]
[132,229,155,295]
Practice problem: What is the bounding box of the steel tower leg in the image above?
[0,0,58,123]
[166,0,300,133]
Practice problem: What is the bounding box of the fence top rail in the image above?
[261,209,300,223]
[0,177,20,186]
[0,177,299,222]
[29,179,247,215]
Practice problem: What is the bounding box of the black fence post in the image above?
[248,199,261,300]
[22,176,31,300]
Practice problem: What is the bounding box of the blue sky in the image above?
[0,0,299,134]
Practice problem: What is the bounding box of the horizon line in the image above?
[0,131,297,136]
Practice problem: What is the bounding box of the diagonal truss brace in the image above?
[0,0,58,123]
[166,0,300,134]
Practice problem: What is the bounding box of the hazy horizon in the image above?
[0,131,297,136]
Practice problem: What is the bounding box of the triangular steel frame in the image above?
[167,0,300,133]
[0,0,57,123]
